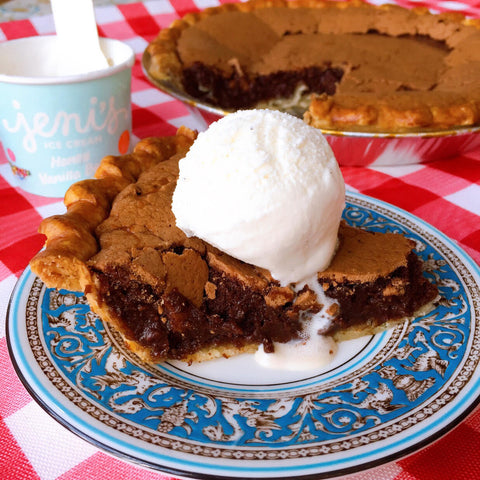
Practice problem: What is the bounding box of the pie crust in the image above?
[30,127,438,364]
[144,0,480,131]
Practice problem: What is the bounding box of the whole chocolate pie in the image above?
[30,127,437,363]
[144,0,480,131]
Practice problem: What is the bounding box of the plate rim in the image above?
[6,191,480,479]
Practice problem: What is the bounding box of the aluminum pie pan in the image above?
[142,52,480,166]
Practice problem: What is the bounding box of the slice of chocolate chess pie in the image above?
[30,127,437,364]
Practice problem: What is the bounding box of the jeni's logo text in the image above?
[1,97,129,153]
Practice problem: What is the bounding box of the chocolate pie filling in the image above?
[183,63,344,110]
[93,265,302,360]
[319,252,437,331]
[91,232,437,362]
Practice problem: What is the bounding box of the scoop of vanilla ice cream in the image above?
[172,109,345,286]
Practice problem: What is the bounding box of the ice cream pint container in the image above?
[0,36,135,197]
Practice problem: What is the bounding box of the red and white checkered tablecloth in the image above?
[1,1,479,479]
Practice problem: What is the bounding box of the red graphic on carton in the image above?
[0,142,31,180]
[118,129,130,155]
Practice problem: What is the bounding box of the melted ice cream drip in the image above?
[254,274,338,370]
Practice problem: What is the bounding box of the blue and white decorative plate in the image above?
[7,192,480,479]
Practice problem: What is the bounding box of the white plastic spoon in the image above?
[50,0,110,76]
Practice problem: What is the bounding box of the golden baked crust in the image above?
[304,91,480,131]
[144,0,480,131]
[30,127,197,292]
